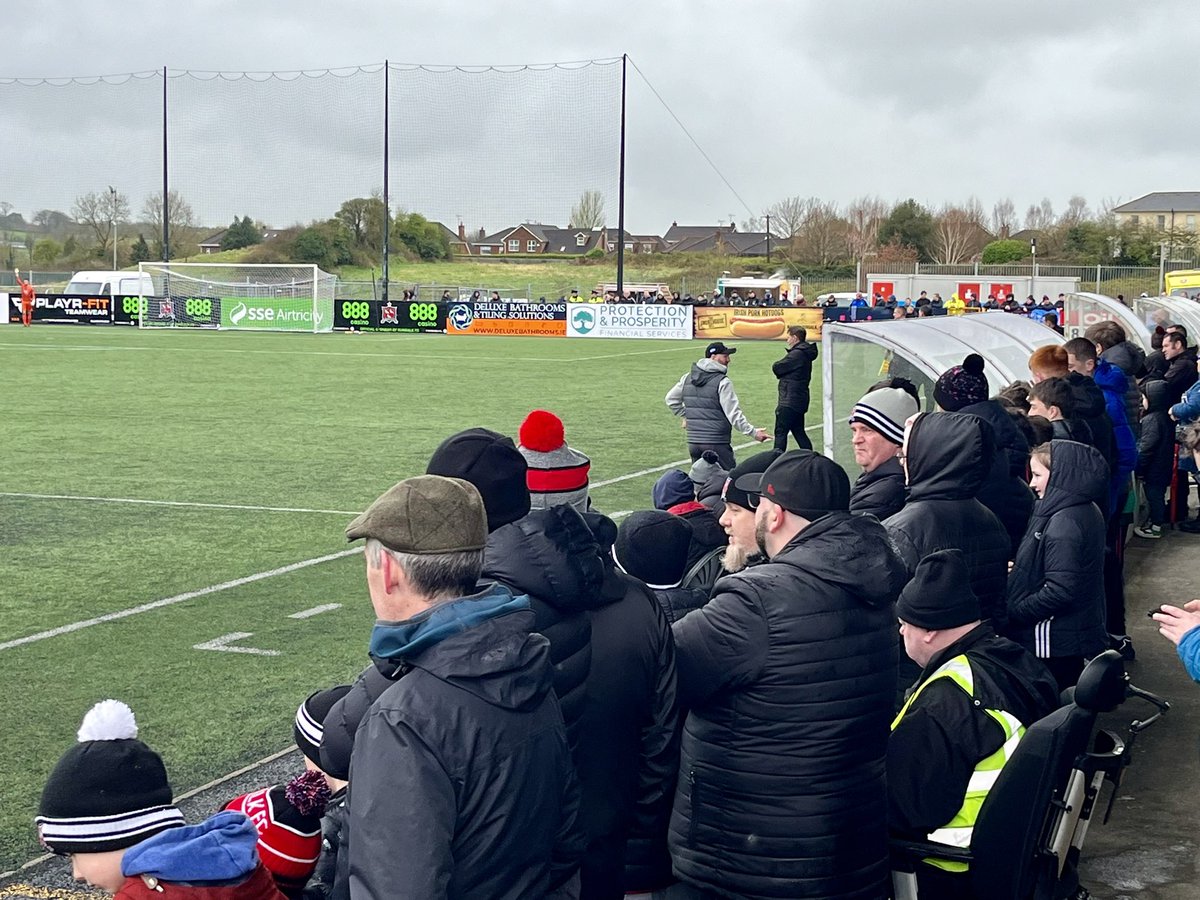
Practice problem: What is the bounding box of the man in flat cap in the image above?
[889,549,1059,899]
[670,450,907,899]
[343,475,583,900]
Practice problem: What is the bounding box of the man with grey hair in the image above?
[344,475,583,900]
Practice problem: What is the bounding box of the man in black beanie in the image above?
[889,549,1059,899]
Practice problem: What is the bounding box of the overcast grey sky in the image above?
[3,0,1198,234]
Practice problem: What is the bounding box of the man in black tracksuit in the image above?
[772,325,818,452]
[890,550,1059,900]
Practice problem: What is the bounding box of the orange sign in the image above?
[693,307,823,341]
[445,300,567,337]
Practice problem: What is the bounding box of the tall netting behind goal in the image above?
[137,263,336,332]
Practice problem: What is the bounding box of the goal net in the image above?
[136,263,337,332]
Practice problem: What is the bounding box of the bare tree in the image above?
[791,201,848,267]
[72,190,130,257]
[1059,195,1090,229]
[991,197,1017,237]
[34,209,73,232]
[1095,195,1121,225]
[764,196,816,238]
[0,201,12,218]
[569,190,606,229]
[1024,197,1056,231]
[741,215,765,233]
[845,195,889,262]
[932,204,988,264]
[142,190,196,256]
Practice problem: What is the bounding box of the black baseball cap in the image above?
[721,450,777,510]
[705,341,736,358]
[739,450,850,520]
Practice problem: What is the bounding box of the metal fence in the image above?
[856,260,1200,297]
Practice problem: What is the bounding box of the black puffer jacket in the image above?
[577,512,681,899]
[772,340,818,410]
[1005,440,1109,660]
[649,584,709,623]
[849,455,906,521]
[1163,350,1199,406]
[884,413,1011,628]
[670,512,907,899]
[485,505,608,753]
[959,399,1034,558]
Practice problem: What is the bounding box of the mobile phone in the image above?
[1147,607,1164,618]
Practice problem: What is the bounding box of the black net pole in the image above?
[382,60,390,303]
[162,65,169,260]
[616,54,627,299]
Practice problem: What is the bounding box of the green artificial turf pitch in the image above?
[0,326,821,870]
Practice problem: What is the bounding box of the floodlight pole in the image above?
[616,54,627,299]
[109,186,118,269]
[162,66,170,261]
[382,59,390,303]
[766,214,771,265]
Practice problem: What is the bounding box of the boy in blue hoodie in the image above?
[36,700,284,899]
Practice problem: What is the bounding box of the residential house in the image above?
[197,226,285,254]
[663,222,775,256]
[460,223,661,256]
[1113,193,1200,232]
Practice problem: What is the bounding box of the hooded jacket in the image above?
[1101,341,1147,437]
[348,591,584,900]
[1170,376,1200,426]
[665,358,757,443]
[670,512,907,899]
[772,340,818,410]
[1005,440,1109,660]
[1091,359,1137,480]
[1138,379,1175,487]
[884,413,1011,629]
[849,455,907,521]
[1066,371,1116,479]
[958,399,1035,558]
[888,625,1060,837]
[576,511,681,898]
[116,811,284,900]
[1163,349,1198,407]
[484,505,608,753]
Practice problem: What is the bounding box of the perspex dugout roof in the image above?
[820,312,1063,470]
[1063,292,1152,352]
[1133,294,1200,343]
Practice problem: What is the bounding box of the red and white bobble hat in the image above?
[224,770,330,892]
[517,410,591,514]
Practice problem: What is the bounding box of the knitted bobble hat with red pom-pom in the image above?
[517,409,591,514]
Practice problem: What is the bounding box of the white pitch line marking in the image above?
[0,492,359,515]
[0,548,361,653]
[289,603,342,619]
[193,632,280,656]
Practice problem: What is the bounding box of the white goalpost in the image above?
[136,263,337,333]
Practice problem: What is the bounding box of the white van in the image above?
[65,270,156,297]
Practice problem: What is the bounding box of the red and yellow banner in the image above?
[692,307,824,341]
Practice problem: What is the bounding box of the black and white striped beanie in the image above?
[36,700,185,855]
[849,387,919,446]
[293,684,352,767]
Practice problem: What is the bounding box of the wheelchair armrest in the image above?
[889,836,974,867]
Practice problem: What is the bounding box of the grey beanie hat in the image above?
[849,386,920,445]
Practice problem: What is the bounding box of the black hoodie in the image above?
[959,399,1034,558]
[1065,371,1116,478]
[884,413,1011,628]
[1137,379,1175,487]
[1006,440,1109,660]
[670,511,906,899]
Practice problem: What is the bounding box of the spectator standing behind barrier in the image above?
[1134,380,1175,540]
[615,510,707,623]
[1161,331,1197,407]
[714,450,776,576]
[885,412,1011,698]
[889,550,1059,900]
[1085,321,1146,438]
[342,476,583,899]
[771,324,817,452]
[652,468,727,581]
[847,383,919,521]
[665,341,770,470]
[933,355,1034,559]
[1169,367,1200,532]
[1006,441,1110,691]
[670,451,907,899]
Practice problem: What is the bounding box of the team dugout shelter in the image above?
[1061,292,1152,352]
[820,312,1063,472]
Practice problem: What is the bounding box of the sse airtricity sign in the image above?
[222,300,325,330]
[566,302,692,340]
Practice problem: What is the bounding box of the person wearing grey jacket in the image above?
[665,341,770,469]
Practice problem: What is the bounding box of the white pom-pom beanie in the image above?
[36,700,184,854]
